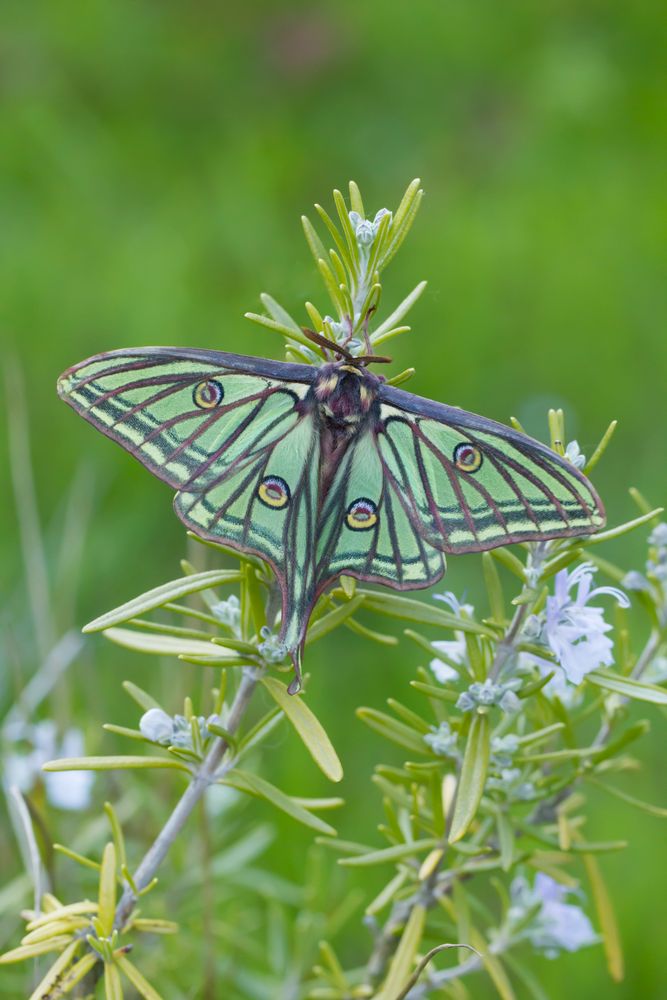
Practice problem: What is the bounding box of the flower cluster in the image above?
[211,595,242,634]
[139,709,216,749]
[456,679,521,714]
[504,873,598,957]
[521,563,629,687]
[624,522,667,628]
[349,208,391,249]
[423,721,458,757]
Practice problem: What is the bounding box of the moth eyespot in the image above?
[453,442,483,473]
[193,379,224,409]
[257,476,290,510]
[346,497,378,531]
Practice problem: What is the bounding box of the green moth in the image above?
[58,338,605,692]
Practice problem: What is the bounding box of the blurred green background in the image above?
[1,0,665,997]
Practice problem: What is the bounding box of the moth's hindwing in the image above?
[175,413,321,652]
[316,429,444,592]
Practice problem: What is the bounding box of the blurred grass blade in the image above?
[221,769,336,835]
[261,677,343,782]
[587,669,667,704]
[583,852,624,982]
[6,786,45,913]
[6,358,55,657]
[374,903,426,1000]
[449,714,490,844]
[83,570,242,633]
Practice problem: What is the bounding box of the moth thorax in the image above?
[314,363,378,427]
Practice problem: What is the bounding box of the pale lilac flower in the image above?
[423,721,458,757]
[139,709,212,749]
[564,440,586,470]
[429,640,464,683]
[44,729,94,811]
[524,563,629,686]
[434,591,474,617]
[430,593,475,683]
[622,570,650,593]
[508,874,598,956]
[139,708,175,745]
[4,720,93,811]
[648,523,667,548]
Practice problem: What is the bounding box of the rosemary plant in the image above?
[2,181,666,1000]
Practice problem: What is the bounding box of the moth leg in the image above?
[287,646,304,695]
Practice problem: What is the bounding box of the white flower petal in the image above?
[139,708,174,744]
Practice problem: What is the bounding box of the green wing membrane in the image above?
[176,415,320,655]
[316,430,444,591]
[58,349,320,672]
[57,350,310,491]
[375,401,604,553]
